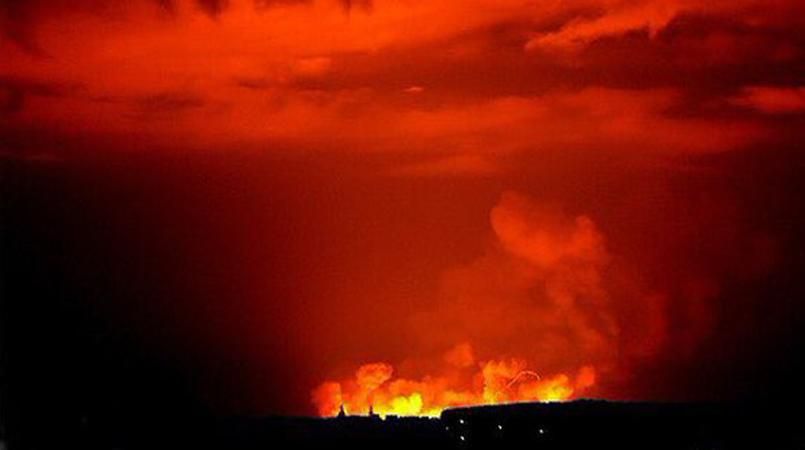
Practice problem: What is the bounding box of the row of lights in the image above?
[450,419,547,443]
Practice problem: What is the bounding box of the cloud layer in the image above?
[2,0,804,168]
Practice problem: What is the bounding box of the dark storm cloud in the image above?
[1,0,44,54]
[338,0,372,13]
[280,11,805,112]
[233,76,274,90]
[254,0,312,8]
[135,91,206,114]
[1,0,170,53]
[0,0,363,53]
[0,76,81,115]
[195,0,229,17]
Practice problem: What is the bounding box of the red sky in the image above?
[3,0,805,416]
[4,0,804,159]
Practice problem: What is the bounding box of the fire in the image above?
[311,192,663,418]
[312,343,595,417]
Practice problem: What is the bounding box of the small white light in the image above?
[497,424,503,430]
[459,419,465,424]
[460,435,465,441]
[538,428,545,434]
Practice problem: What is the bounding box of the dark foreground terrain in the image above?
[6,400,804,449]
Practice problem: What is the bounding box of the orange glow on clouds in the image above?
[4,0,797,161]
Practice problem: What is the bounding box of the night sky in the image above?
[3,0,805,435]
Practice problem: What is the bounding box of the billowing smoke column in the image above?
[313,191,669,416]
[312,345,597,417]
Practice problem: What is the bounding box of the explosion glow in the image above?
[312,344,596,417]
[313,192,624,417]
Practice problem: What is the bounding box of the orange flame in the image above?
[312,344,595,417]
